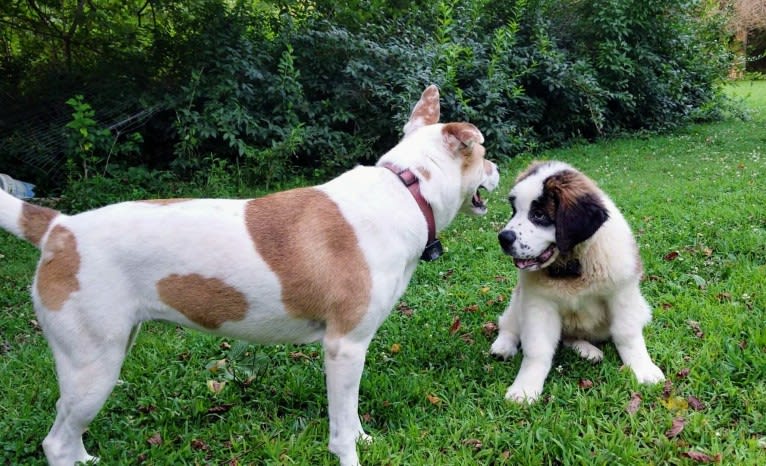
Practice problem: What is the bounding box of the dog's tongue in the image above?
[472,191,483,208]
[514,258,538,269]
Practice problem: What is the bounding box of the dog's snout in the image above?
[498,230,516,253]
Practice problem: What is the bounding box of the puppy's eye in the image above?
[529,208,550,224]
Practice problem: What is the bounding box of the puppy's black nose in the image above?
[498,230,516,253]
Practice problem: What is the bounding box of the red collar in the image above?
[381,162,437,249]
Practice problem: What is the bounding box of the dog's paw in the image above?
[490,334,519,360]
[631,362,665,385]
[504,383,541,403]
[567,340,603,363]
[357,432,372,445]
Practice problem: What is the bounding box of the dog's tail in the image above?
[0,188,61,248]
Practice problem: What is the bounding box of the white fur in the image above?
[0,87,500,466]
[490,161,664,403]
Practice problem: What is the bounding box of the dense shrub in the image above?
[0,0,732,198]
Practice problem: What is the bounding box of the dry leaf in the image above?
[687,320,704,339]
[191,439,209,451]
[449,317,461,335]
[390,343,401,354]
[463,304,479,313]
[683,451,721,463]
[480,286,490,294]
[462,438,483,450]
[207,380,226,394]
[482,321,498,338]
[219,341,231,350]
[397,302,414,317]
[207,404,233,414]
[676,368,691,379]
[663,251,680,261]
[579,379,594,389]
[147,432,163,446]
[662,379,673,399]
[206,358,227,373]
[662,396,689,412]
[626,392,642,414]
[426,394,442,405]
[665,417,685,438]
[687,396,705,411]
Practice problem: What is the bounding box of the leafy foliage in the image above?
[0,0,733,199]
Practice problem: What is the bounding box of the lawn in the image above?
[1,82,765,465]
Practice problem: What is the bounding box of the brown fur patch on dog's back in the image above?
[157,273,248,328]
[245,188,372,337]
[36,225,80,310]
[21,203,58,247]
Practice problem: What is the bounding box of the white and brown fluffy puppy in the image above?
[489,160,664,402]
[0,85,499,466]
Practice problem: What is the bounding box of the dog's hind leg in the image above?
[323,333,373,466]
[40,310,134,466]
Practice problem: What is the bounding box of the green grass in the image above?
[2,81,765,465]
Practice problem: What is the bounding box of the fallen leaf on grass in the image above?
[449,317,461,335]
[462,438,483,450]
[663,251,680,261]
[206,358,227,373]
[687,396,705,411]
[463,304,479,313]
[207,380,226,394]
[683,451,721,463]
[687,320,704,339]
[480,286,490,294]
[661,396,689,412]
[396,302,414,317]
[665,417,685,439]
[390,343,401,354]
[579,379,594,389]
[426,394,442,405]
[676,368,690,379]
[626,392,642,414]
[191,439,209,451]
[207,404,233,414]
[147,432,163,446]
[662,379,673,399]
[481,322,498,337]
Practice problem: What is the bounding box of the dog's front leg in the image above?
[608,284,665,384]
[323,335,372,466]
[504,302,561,403]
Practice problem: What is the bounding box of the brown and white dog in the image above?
[489,161,663,402]
[0,86,499,466]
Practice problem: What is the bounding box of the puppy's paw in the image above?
[631,362,665,385]
[490,334,519,360]
[504,383,541,403]
[567,340,603,363]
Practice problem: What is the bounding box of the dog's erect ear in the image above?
[403,85,440,136]
[442,122,484,157]
[544,171,609,255]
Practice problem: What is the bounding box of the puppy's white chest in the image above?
[558,297,610,339]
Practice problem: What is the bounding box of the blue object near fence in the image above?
[0,173,36,199]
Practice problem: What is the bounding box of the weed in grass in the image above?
[1,83,766,464]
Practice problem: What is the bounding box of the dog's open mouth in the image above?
[514,244,557,270]
[471,187,488,214]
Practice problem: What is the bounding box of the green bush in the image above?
[0,0,733,196]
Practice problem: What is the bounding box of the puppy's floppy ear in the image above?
[403,85,440,136]
[442,122,484,157]
[544,171,609,255]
